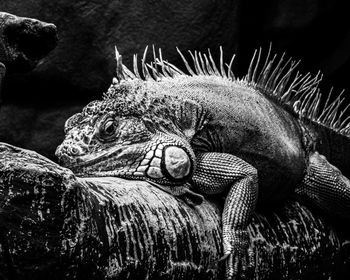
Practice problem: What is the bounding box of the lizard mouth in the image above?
[58,144,194,183]
[58,146,127,171]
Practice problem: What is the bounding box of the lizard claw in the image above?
[221,228,254,279]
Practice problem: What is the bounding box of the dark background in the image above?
[0,0,350,159]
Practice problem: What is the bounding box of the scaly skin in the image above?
[56,48,350,279]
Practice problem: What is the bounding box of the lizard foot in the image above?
[220,228,254,279]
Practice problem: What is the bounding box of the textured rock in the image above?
[0,142,346,279]
[0,12,57,73]
[0,11,57,108]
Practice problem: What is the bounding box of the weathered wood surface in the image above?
[0,142,348,279]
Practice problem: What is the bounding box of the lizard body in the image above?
[56,47,350,279]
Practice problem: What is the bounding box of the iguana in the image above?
[55,46,350,279]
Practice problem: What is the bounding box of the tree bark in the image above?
[0,142,347,280]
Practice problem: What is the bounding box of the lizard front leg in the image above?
[191,152,258,279]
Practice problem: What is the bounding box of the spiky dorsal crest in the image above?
[111,45,350,136]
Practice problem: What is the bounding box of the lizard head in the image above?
[55,78,196,187]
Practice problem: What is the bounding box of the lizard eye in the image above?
[99,118,118,141]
